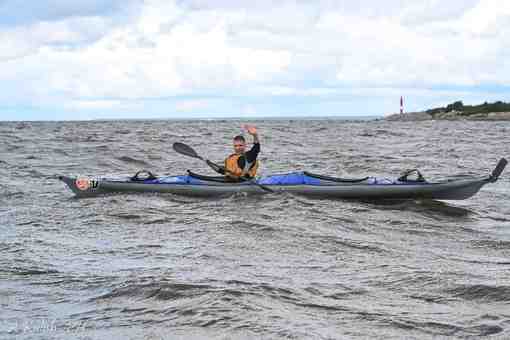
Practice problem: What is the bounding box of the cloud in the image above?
[0,17,114,60]
[0,0,292,105]
[63,99,143,110]
[0,0,140,27]
[174,100,211,112]
[398,0,479,25]
[0,0,509,120]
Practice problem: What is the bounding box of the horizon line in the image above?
[0,114,382,123]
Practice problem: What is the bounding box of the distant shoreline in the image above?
[384,111,510,121]
[384,100,510,121]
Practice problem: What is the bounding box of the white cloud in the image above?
[240,104,257,116]
[0,0,139,27]
[0,17,114,60]
[174,100,210,112]
[0,0,509,119]
[0,0,292,104]
[64,99,140,110]
[399,0,479,26]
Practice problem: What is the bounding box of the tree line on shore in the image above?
[425,101,510,116]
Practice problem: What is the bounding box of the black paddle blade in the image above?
[172,142,203,160]
[490,158,508,182]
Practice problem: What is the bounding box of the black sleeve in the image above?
[206,159,225,174]
[245,143,260,163]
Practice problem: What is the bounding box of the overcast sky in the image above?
[1,0,509,120]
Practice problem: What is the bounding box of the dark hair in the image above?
[233,135,246,143]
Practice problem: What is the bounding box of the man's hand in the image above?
[244,124,258,136]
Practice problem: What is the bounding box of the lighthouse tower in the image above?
[400,96,404,114]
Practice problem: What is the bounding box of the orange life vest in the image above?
[224,154,259,179]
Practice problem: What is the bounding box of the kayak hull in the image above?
[58,174,492,200]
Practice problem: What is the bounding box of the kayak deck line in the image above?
[58,158,507,200]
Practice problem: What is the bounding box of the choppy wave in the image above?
[1,119,509,339]
[446,284,510,302]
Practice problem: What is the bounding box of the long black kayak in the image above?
[59,158,507,200]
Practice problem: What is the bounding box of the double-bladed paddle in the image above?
[172,142,274,193]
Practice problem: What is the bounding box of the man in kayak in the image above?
[219,125,260,181]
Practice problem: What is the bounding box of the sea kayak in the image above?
[59,158,507,200]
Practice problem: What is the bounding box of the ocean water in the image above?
[1,119,509,340]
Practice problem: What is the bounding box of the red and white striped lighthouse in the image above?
[400,96,404,114]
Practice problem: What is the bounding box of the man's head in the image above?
[233,135,246,154]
